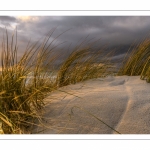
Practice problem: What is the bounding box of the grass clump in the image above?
[0,29,57,133]
[56,45,111,87]
[118,38,150,82]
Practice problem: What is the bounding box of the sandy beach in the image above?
[32,76,150,134]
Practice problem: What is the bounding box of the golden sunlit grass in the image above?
[118,38,150,82]
[56,46,111,87]
[0,29,58,133]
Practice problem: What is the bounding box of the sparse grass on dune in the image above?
[118,38,150,82]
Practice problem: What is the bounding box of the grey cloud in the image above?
[1,16,150,59]
[0,16,17,27]
[0,16,16,22]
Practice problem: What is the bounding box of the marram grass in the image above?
[56,47,112,87]
[118,38,150,82]
[0,29,58,133]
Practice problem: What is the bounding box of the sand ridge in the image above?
[32,76,150,134]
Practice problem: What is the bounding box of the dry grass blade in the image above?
[71,106,121,134]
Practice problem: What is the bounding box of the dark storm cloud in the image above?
[23,16,150,47]
[1,16,150,59]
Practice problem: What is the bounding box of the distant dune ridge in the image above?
[32,76,150,134]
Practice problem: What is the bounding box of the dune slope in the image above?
[32,76,150,134]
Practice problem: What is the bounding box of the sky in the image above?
[0,16,150,61]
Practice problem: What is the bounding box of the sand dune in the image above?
[32,76,150,134]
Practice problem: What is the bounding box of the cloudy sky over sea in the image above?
[0,16,150,60]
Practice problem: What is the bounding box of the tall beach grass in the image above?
[118,38,150,82]
[0,29,111,134]
[0,29,59,133]
[56,45,112,87]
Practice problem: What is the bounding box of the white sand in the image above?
[32,76,150,134]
